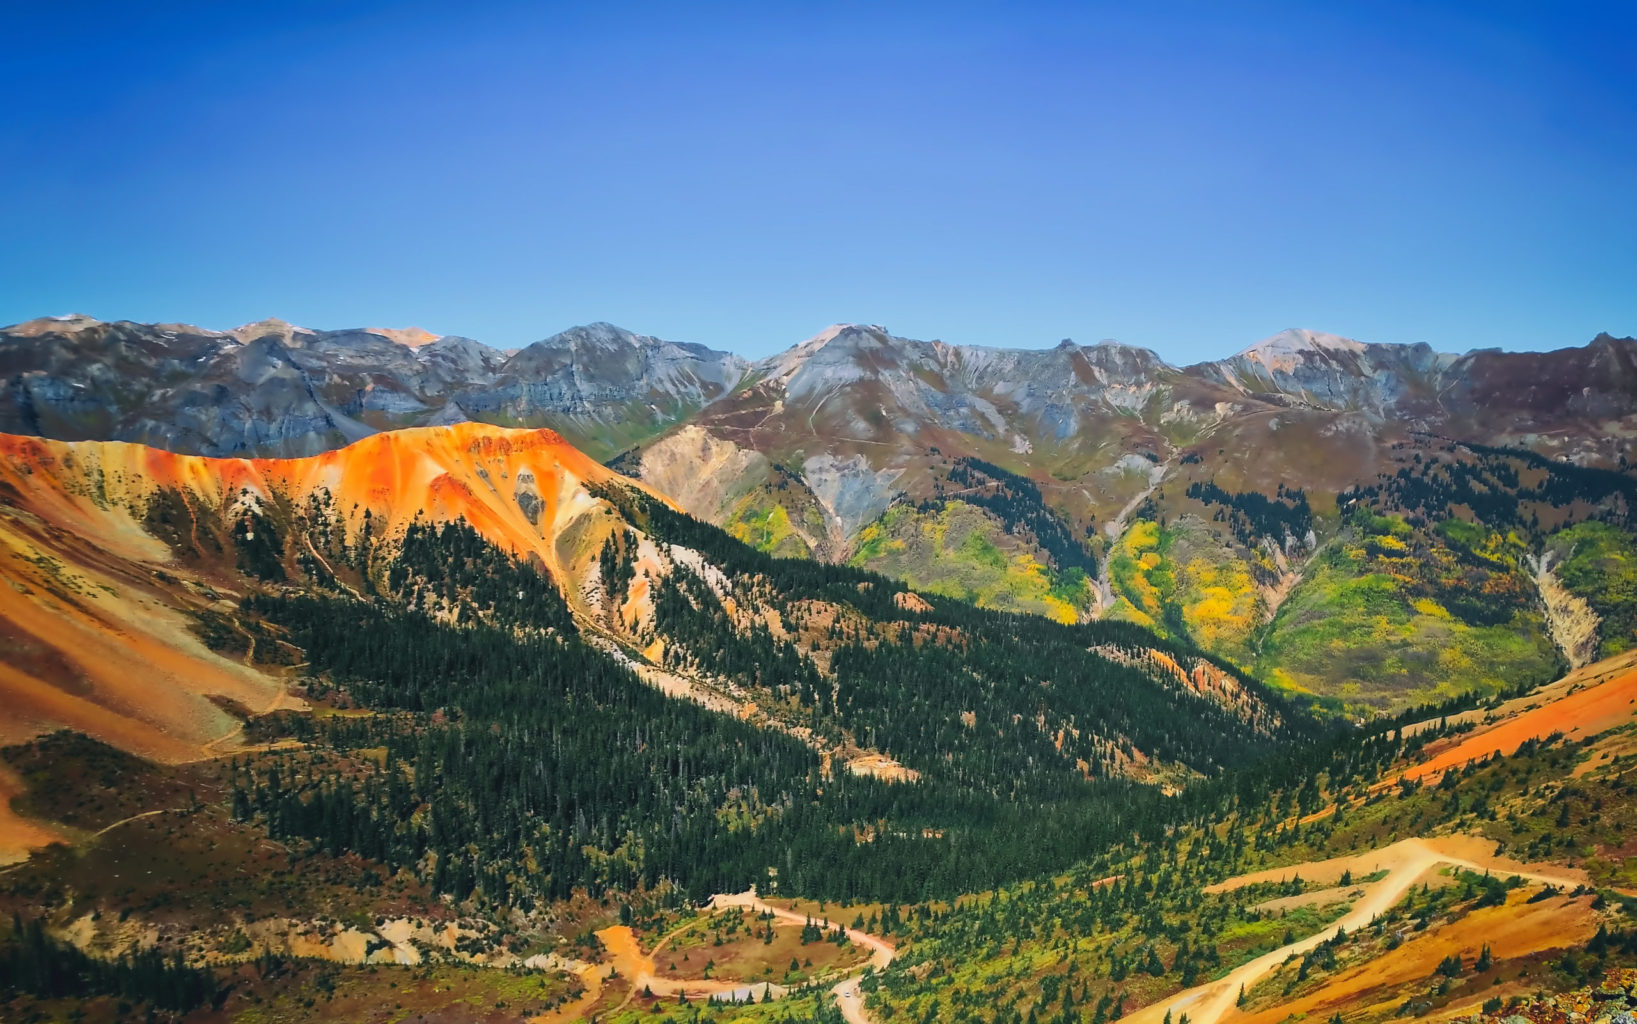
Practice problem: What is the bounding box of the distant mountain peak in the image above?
[1087,337,1171,362]
[1237,328,1366,360]
[762,324,869,381]
[234,316,300,331]
[230,317,315,344]
[789,323,891,352]
[569,320,629,335]
[3,313,102,336]
[523,322,689,356]
[804,324,855,348]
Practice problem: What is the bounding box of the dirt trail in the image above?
[1233,894,1597,1024]
[525,928,636,1024]
[554,890,895,1023]
[525,915,741,1024]
[1272,653,1637,833]
[198,676,310,759]
[567,890,897,1022]
[90,807,187,839]
[597,918,758,1006]
[1125,837,1583,1024]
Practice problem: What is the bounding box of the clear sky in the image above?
[2,1,1633,361]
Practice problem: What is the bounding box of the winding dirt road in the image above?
[537,888,896,1023]
[710,890,895,1024]
[1123,838,1584,1024]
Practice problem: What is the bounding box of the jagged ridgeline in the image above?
[0,426,1318,904]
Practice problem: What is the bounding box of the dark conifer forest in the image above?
[228,502,1330,907]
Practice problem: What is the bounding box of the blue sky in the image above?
[2,1,1632,361]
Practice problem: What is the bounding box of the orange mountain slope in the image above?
[0,424,664,765]
[1393,648,1637,786]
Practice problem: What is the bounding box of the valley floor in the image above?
[4,647,1636,1024]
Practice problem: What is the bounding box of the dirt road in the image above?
[710,890,895,1024]
[1124,837,1583,1024]
[549,889,896,1023]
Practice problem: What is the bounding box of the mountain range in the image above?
[4,313,1636,712]
[9,314,1631,465]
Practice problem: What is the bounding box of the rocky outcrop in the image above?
[454,322,750,453]
[10,315,1633,470]
[631,425,786,531]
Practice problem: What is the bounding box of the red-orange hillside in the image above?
[0,424,660,774]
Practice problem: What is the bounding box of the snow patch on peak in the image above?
[790,323,891,357]
[802,324,854,350]
[546,322,644,349]
[1238,329,1365,360]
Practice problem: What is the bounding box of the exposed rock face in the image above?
[1194,328,1637,447]
[800,452,904,541]
[0,316,748,460]
[633,426,776,526]
[1529,551,1602,669]
[10,315,1632,474]
[758,324,1191,447]
[1196,329,1457,419]
[612,324,1637,712]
